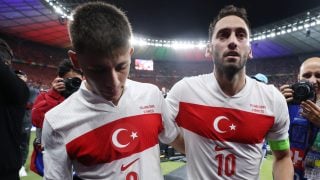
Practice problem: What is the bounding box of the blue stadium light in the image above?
[251,8,320,42]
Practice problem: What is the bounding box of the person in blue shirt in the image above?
[280,57,320,180]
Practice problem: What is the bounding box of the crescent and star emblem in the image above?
[112,128,138,148]
[213,116,236,133]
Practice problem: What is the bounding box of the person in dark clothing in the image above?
[0,38,29,179]
[15,70,39,177]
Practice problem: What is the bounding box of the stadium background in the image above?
[1,0,320,179]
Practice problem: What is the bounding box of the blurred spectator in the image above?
[251,73,269,84]
[161,86,168,98]
[14,70,39,177]
[0,32,312,93]
[0,38,29,180]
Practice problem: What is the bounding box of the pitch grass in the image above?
[21,132,273,180]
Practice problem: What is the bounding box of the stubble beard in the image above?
[214,54,247,81]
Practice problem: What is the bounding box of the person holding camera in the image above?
[280,57,320,180]
[30,59,82,176]
[0,38,29,180]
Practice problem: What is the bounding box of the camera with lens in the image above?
[290,80,315,104]
[61,77,82,98]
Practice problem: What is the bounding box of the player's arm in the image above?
[271,139,293,180]
[163,80,186,154]
[169,130,185,154]
[42,119,73,180]
[159,85,185,154]
[271,140,293,180]
[270,87,294,180]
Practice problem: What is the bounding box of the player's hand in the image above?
[300,100,320,128]
[279,84,293,103]
[51,77,65,92]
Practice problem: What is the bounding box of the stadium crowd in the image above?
[1,34,306,90]
[0,33,307,91]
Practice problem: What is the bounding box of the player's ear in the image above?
[129,47,134,56]
[205,43,212,58]
[248,48,253,60]
[68,50,81,70]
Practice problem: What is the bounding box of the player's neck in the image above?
[214,71,246,96]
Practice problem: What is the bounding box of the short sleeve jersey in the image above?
[42,79,179,180]
[165,73,289,180]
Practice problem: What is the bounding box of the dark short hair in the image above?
[208,5,250,42]
[68,2,132,58]
[0,38,13,60]
[57,59,82,77]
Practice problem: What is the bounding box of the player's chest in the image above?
[176,102,274,144]
[65,113,163,166]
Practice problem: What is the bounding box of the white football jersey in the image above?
[165,73,289,180]
[42,79,179,180]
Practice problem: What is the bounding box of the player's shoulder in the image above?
[126,79,160,93]
[250,78,284,101]
[183,73,212,82]
[45,94,76,122]
[250,77,276,91]
[174,73,212,88]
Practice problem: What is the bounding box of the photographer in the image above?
[30,59,82,176]
[280,57,320,180]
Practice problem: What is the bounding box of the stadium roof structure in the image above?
[1,0,320,61]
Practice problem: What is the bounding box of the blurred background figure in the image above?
[0,38,29,180]
[252,73,269,84]
[15,70,39,177]
[161,86,168,98]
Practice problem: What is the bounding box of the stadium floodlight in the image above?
[129,36,208,50]
[53,6,63,15]
[44,0,70,20]
[251,7,320,42]
[196,42,206,49]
